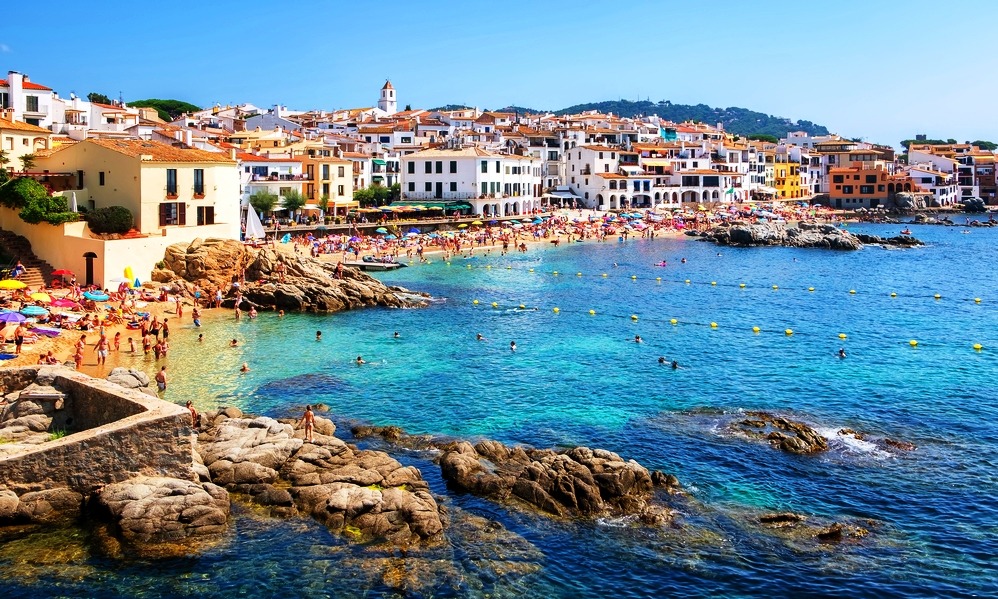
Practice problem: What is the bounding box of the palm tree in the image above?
[19,153,37,172]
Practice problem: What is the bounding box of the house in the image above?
[0,112,52,170]
[297,147,355,216]
[0,71,56,128]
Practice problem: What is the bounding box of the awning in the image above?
[390,200,472,210]
[372,159,387,166]
[755,186,779,195]
[642,158,672,167]
[620,165,643,174]
[542,190,582,200]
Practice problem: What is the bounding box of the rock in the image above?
[14,488,83,524]
[105,368,151,390]
[199,416,302,489]
[701,221,865,250]
[760,512,807,528]
[157,239,427,313]
[816,522,844,541]
[439,440,676,522]
[0,490,18,521]
[961,197,987,213]
[734,412,829,454]
[95,476,229,558]
[880,438,917,451]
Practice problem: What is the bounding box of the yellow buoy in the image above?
[685,279,691,284]
[631,314,638,320]
[711,281,717,286]
[909,339,918,347]
[670,319,678,325]
[890,292,897,298]
[934,294,941,300]
[529,268,534,273]
[506,265,511,269]
[838,333,847,339]
[785,329,793,336]
[710,322,718,329]
[739,283,746,288]
[602,273,608,278]
[553,307,560,313]
[972,343,983,351]
[467,264,472,269]
[491,302,498,308]
[553,271,559,275]
[473,299,479,305]
[752,326,760,333]
[446,262,451,266]
[519,304,526,309]
[808,287,815,292]
[631,275,637,280]
[849,289,856,294]
[656,277,662,282]
[772,285,779,290]
[589,309,596,315]
[486,265,492,269]
[577,272,582,277]
[974,297,982,303]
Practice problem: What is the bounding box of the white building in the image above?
[377,80,397,115]
[0,71,57,128]
[400,146,541,216]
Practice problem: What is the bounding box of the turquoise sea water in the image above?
[3,222,998,598]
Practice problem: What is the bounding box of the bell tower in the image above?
[378,80,397,115]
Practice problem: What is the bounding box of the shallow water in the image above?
[4,222,998,598]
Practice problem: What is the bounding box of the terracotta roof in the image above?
[0,117,51,134]
[83,138,235,163]
[0,79,52,91]
[382,80,394,90]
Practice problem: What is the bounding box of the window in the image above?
[166,169,178,197]
[409,182,416,192]
[878,185,885,192]
[860,185,874,194]
[401,136,412,144]
[832,175,844,183]
[481,160,488,173]
[481,182,487,195]
[338,166,345,177]
[449,182,457,192]
[0,92,7,108]
[425,182,432,192]
[599,152,604,159]
[424,161,432,174]
[842,185,854,194]
[435,161,442,174]
[25,96,39,112]
[866,175,877,183]
[609,181,617,190]
[449,160,457,173]
[99,172,105,186]
[194,169,205,195]
[379,136,390,143]
[408,162,415,174]
[321,164,330,180]
[337,185,344,196]
[322,183,330,196]
[496,161,500,173]
[159,202,185,226]
[196,206,214,226]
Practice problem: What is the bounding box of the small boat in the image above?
[900,229,912,235]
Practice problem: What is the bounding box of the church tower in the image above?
[378,80,397,115]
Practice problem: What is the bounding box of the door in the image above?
[83,252,97,286]
[435,182,443,198]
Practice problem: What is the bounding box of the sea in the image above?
[3,221,997,598]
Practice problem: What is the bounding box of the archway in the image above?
[702,191,710,202]
[596,194,604,209]
[672,192,679,204]
[609,195,617,209]
[83,252,98,286]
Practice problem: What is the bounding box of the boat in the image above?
[244,207,267,242]
[900,228,912,235]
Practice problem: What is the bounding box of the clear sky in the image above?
[2,0,996,146]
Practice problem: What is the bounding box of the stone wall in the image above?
[0,366,195,495]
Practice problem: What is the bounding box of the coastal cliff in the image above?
[152,238,427,312]
[694,221,922,250]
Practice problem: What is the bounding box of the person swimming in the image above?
[839,348,846,358]
[681,258,687,264]
[240,362,250,372]
[476,333,485,341]
[316,331,322,341]
[356,355,366,365]
[510,340,517,352]
[393,331,400,338]
[671,360,679,369]
[658,356,666,364]
[635,335,643,343]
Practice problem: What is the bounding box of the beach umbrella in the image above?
[0,311,26,324]
[472,221,483,226]
[511,223,523,229]
[384,234,398,240]
[51,269,74,276]
[51,298,79,308]
[457,223,468,228]
[428,233,440,238]
[0,280,26,290]
[349,236,361,242]
[488,219,498,225]
[375,227,389,234]
[29,292,52,303]
[405,232,419,238]
[20,305,49,317]
[532,218,543,224]
[408,228,420,234]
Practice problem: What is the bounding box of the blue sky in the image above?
[3,0,996,146]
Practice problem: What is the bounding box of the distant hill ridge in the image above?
[436,99,829,139]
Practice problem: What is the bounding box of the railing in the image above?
[251,174,308,181]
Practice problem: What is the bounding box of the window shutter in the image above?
[205,206,214,225]
[159,203,169,227]
[178,202,186,226]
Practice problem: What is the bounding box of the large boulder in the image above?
[703,221,864,250]
[94,476,229,558]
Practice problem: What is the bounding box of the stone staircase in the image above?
[0,229,56,288]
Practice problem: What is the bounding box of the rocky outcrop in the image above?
[93,476,230,558]
[892,192,934,210]
[439,440,679,523]
[0,381,71,449]
[735,412,828,454]
[196,412,444,546]
[0,487,84,525]
[154,238,427,312]
[105,367,157,397]
[698,221,922,250]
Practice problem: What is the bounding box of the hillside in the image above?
[127,98,202,122]
[554,100,829,138]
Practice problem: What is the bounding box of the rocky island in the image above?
[693,221,923,250]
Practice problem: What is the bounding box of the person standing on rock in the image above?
[185,400,200,428]
[299,405,315,442]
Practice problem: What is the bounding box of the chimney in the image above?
[229,148,237,161]
[185,129,193,147]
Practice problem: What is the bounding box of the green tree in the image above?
[19,154,36,172]
[0,177,47,209]
[0,178,78,225]
[86,206,133,233]
[0,148,8,169]
[388,183,401,202]
[280,189,306,214]
[128,98,202,122]
[249,190,278,214]
[971,140,998,151]
[317,194,331,214]
[747,134,779,144]
[353,187,376,207]
[87,92,112,104]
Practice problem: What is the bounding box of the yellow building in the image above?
[297,146,356,216]
[773,151,802,199]
[0,115,52,171]
[36,138,240,236]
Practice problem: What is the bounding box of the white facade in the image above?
[0,71,57,128]
[377,81,397,115]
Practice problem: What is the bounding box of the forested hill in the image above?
[553,100,829,138]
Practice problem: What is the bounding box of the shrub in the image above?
[0,177,48,210]
[87,205,134,234]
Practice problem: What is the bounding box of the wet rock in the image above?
[0,488,84,525]
[880,438,917,451]
[702,221,864,250]
[735,412,828,454]
[94,476,229,558]
[760,512,807,528]
[439,439,677,522]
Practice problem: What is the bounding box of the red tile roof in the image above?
[0,79,52,91]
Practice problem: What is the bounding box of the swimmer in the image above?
[681,258,687,264]
[510,340,517,352]
[634,335,643,343]
[393,331,400,338]
[240,362,250,372]
[658,356,666,364]
[671,360,679,369]
[476,333,485,341]
[612,262,618,268]
[230,338,239,347]
[838,348,846,359]
[197,334,204,343]
[356,355,366,365]
[316,331,322,341]
[278,310,285,317]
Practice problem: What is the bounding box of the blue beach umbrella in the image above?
[375,227,389,234]
[0,311,26,324]
[384,234,397,240]
[408,228,420,234]
[20,305,49,317]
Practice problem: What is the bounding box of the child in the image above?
[128,337,136,353]
[113,331,121,351]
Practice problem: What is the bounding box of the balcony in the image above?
[402,191,480,200]
[251,174,308,181]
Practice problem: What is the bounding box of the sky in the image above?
[2,0,997,147]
